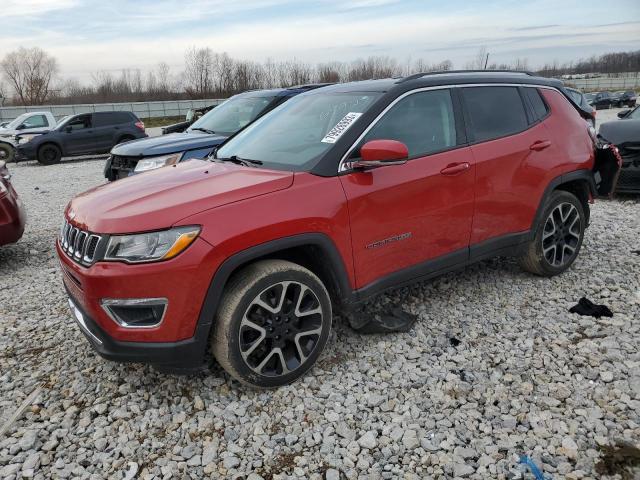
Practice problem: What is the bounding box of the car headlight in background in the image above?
[104,226,200,263]
[134,153,182,173]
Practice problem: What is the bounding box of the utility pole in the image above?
[484,53,490,70]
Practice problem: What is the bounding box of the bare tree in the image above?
[183,47,214,98]
[1,47,58,105]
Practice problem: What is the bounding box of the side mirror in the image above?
[351,140,409,170]
[65,125,72,133]
[16,124,25,130]
[618,110,631,119]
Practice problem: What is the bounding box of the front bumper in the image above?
[57,236,220,369]
[65,290,209,370]
[16,144,37,161]
[616,150,640,194]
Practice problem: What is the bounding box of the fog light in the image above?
[101,298,168,328]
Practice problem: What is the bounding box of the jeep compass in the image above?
[57,71,620,388]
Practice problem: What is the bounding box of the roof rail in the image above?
[289,83,335,90]
[396,69,536,84]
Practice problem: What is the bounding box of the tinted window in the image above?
[362,89,457,157]
[523,88,549,122]
[567,89,582,104]
[93,112,132,127]
[22,114,49,129]
[462,86,528,142]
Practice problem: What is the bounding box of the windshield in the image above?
[628,107,640,120]
[188,96,276,136]
[216,92,382,170]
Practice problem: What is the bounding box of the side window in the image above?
[22,115,48,128]
[462,86,528,142]
[112,112,133,124]
[67,115,92,131]
[523,87,549,122]
[361,89,457,158]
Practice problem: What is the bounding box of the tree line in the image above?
[1,46,639,107]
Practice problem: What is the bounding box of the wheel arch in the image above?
[530,169,594,238]
[191,234,354,361]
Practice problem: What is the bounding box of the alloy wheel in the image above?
[542,202,581,267]
[239,281,324,377]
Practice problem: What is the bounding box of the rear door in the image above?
[339,88,475,289]
[92,113,120,151]
[461,85,555,249]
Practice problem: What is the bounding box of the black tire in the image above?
[212,259,332,388]
[518,190,586,277]
[37,143,62,165]
[0,143,15,163]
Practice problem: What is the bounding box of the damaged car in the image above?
[0,161,26,247]
[598,106,640,193]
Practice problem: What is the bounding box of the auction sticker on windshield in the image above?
[321,112,363,144]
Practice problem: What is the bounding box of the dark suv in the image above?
[16,112,146,165]
[104,85,330,181]
[58,71,620,388]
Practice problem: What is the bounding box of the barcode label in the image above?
[321,112,363,144]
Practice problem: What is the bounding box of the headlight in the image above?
[134,153,182,173]
[17,134,40,145]
[104,226,200,263]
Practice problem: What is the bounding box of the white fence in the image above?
[0,98,225,122]
[560,72,640,91]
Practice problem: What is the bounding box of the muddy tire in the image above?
[518,190,586,277]
[37,143,62,165]
[212,260,332,388]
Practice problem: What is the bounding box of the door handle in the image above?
[440,162,470,176]
[530,140,551,151]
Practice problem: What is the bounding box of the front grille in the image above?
[60,220,103,266]
[616,146,640,192]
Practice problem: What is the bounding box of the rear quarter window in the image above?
[462,86,529,142]
[93,112,133,127]
[522,87,549,122]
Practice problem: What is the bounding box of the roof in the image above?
[304,71,564,96]
[235,83,335,99]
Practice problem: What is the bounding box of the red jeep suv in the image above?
[57,72,620,387]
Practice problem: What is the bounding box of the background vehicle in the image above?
[16,111,146,165]
[104,84,331,181]
[161,105,216,135]
[590,91,616,110]
[616,90,637,108]
[600,105,640,193]
[0,112,57,162]
[566,87,596,127]
[58,72,620,388]
[0,161,26,246]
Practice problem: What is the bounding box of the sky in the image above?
[1,0,639,83]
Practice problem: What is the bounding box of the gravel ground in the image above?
[1,159,639,480]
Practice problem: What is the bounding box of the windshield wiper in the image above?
[216,155,263,167]
[190,127,216,134]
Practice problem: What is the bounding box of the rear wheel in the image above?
[518,190,585,277]
[0,143,15,163]
[212,260,332,388]
[37,143,62,165]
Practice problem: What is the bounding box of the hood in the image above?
[111,132,228,157]
[598,119,640,146]
[66,160,294,233]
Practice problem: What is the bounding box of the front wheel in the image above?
[212,260,332,388]
[37,144,62,165]
[0,143,15,163]
[518,190,586,277]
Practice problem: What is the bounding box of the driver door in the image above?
[62,114,94,154]
[339,89,475,290]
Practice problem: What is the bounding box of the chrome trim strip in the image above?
[68,298,103,345]
[100,298,168,329]
[337,82,561,173]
